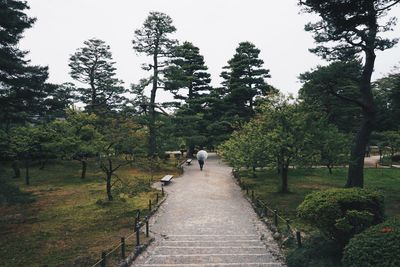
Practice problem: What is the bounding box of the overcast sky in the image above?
[21,0,400,102]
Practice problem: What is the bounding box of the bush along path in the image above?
[132,153,285,266]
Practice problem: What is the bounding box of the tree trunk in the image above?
[39,158,48,170]
[280,164,289,193]
[327,164,333,174]
[25,159,30,185]
[346,50,376,188]
[106,173,113,201]
[81,160,87,179]
[11,160,20,178]
[148,48,159,157]
[187,144,195,158]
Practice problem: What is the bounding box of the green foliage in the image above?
[219,119,267,172]
[69,38,126,113]
[309,121,350,171]
[374,69,400,131]
[0,1,62,126]
[220,41,272,122]
[299,60,362,133]
[220,94,348,192]
[164,41,212,154]
[342,217,400,267]
[165,41,211,102]
[299,0,399,60]
[300,0,400,188]
[287,233,342,267]
[50,110,102,160]
[132,11,177,156]
[297,188,385,246]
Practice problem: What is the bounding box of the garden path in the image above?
[132,153,285,267]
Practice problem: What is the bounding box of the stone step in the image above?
[155,246,268,255]
[144,254,278,265]
[137,263,282,267]
[159,240,264,247]
[165,234,259,241]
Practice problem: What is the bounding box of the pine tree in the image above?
[69,38,126,114]
[220,41,272,122]
[132,12,177,157]
[0,0,50,129]
[299,0,400,187]
[165,42,211,104]
[164,41,212,155]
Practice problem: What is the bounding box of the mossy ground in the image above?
[0,159,181,267]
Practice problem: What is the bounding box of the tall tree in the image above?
[0,0,50,129]
[220,41,272,122]
[165,41,211,103]
[299,0,400,187]
[69,38,126,114]
[164,41,212,155]
[299,60,363,133]
[132,12,177,157]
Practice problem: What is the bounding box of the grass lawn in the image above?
[238,167,400,232]
[0,159,181,267]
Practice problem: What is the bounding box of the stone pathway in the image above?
[132,153,285,267]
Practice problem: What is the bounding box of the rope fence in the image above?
[233,169,303,248]
[89,189,166,267]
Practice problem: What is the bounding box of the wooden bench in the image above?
[186,159,192,165]
[160,174,173,185]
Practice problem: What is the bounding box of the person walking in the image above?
[196,150,208,171]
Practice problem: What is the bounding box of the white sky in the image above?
[21,0,400,102]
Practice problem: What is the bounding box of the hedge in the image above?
[343,217,400,267]
[297,188,384,246]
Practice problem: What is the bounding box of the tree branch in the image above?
[377,0,400,12]
[328,89,367,109]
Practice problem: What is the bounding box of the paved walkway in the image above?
[132,153,284,267]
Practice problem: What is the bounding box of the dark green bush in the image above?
[343,217,400,267]
[391,154,400,162]
[297,188,384,246]
[286,233,342,267]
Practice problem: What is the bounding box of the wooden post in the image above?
[296,231,302,248]
[264,206,268,217]
[121,237,125,258]
[136,210,140,221]
[274,210,278,226]
[251,190,254,201]
[101,251,106,267]
[146,218,149,237]
[161,185,164,196]
[246,187,249,195]
[136,224,140,246]
[156,193,159,203]
[149,199,152,212]
[135,210,140,227]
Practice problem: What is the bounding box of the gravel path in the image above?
[132,153,285,267]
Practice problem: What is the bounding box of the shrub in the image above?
[297,188,384,246]
[342,217,400,267]
[391,154,400,162]
[286,233,342,267]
